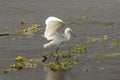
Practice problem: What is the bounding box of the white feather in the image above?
[43,16,74,48]
[44,16,65,40]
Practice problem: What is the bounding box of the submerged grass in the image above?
[85,35,108,43]
[2,17,120,76]
[67,16,118,27]
[96,53,120,63]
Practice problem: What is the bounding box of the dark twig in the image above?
[0,33,10,36]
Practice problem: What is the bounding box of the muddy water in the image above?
[0,0,120,80]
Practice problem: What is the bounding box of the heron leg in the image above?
[55,46,60,64]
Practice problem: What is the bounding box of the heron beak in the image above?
[71,31,76,37]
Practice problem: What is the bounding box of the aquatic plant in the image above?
[105,39,120,48]
[3,51,79,73]
[3,45,88,73]
[67,17,118,27]
[71,44,87,53]
[96,53,120,63]
[18,19,40,36]
[85,35,108,43]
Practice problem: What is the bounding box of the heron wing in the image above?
[44,21,65,40]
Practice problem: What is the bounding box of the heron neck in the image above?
[64,32,71,41]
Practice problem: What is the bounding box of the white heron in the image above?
[42,16,75,64]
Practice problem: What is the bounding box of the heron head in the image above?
[65,27,76,37]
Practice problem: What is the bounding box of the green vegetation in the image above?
[96,53,120,63]
[67,16,117,27]
[46,60,77,72]
[85,35,108,43]
[3,52,79,73]
[2,18,120,75]
[3,56,39,74]
[106,39,120,48]
[17,24,40,36]
[83,67,89,72]
[71,44,87,53]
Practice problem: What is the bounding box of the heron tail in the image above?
[43,41,54,48]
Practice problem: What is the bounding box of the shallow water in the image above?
[0,0,120,80]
